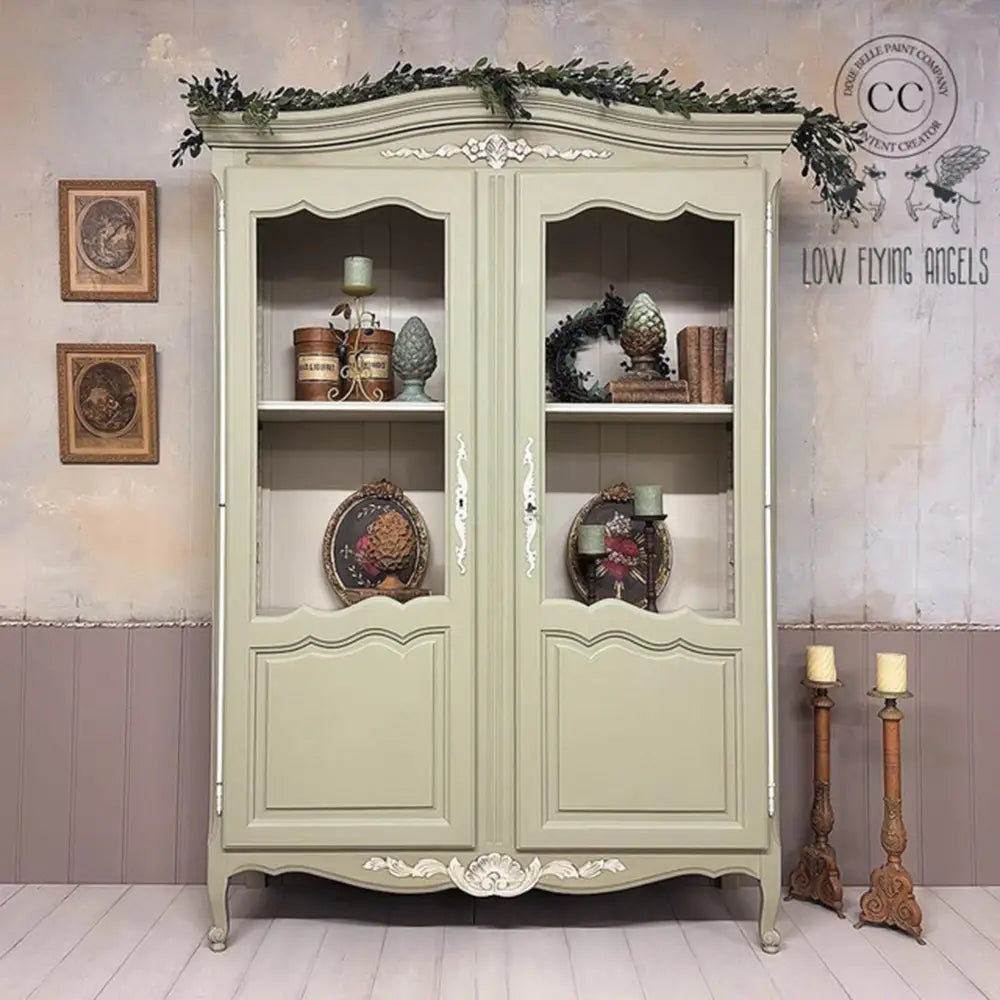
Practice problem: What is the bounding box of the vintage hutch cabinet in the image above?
[196,88,800,953]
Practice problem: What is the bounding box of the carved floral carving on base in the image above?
[363,852,625,897]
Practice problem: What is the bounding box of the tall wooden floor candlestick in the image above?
[856,690,924,944]
[786,679,844,915]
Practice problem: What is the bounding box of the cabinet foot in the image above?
[758,845,782,953]
[207,925,228,953]
[207,859,231,952]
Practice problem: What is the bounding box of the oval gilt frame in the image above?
[322,478,429,605]
[566,482,672,608]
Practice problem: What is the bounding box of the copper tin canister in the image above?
[340,326,396,402]
[293,327,341,400]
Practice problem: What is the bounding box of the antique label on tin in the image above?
[297,354,340,381]
[347,351,391,379]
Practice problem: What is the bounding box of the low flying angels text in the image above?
[801,245,990,286]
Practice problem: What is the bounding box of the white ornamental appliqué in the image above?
[363,852,625,897]
[381,134,612,170]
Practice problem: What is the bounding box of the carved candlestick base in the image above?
[786,680,844,916]
[856,691,925,944]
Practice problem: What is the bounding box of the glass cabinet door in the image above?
[513,169,770,851]
[220,167,476,850]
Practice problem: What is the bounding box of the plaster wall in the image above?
[1,0,997,623]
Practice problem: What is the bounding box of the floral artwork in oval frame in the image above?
[566,482,672,609]
[322,479,430,604]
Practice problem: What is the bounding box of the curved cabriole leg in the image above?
[207,871,230,952]
[758,845,782,954]
[206,822,230,952]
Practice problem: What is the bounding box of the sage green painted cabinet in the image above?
[199,91,801,955]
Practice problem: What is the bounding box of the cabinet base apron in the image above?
[205,817,782,954]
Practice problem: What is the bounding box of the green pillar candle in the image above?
[343,255,375,297]
[634,484,663,517]
[578,524,607,555]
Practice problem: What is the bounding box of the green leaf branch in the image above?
[172,60,867,216]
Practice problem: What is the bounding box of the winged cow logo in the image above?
[904,145,989,234]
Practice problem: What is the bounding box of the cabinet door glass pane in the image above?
[255,206,447,615]
[543,208,735,617]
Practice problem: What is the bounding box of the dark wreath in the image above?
[544,286,672,403]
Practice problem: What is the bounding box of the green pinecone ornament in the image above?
[392,316,438,402]
[621,292,666,379]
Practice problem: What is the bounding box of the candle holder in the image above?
[578,551,604,605]
[785,678,844,916]
[631,513,667,612]
[855,689,924,945]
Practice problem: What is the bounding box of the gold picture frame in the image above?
[56,343,159,464]
[58,180,158,301]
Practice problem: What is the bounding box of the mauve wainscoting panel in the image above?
[0,623,997,885]
[972,632,1000,884]
[71,627,128,882]
[0,625,211,884]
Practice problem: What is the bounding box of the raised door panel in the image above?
[553,640,734,816]
[224,632,473,848]
[516,620,765,851]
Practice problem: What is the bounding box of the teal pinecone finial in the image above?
[392,316,438,402]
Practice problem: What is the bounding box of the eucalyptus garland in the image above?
[545,286,671,404]
[171,59,867,216]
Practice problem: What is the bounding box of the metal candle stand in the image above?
[856,689,925,944]
[785,678,844,916]
[631,513,667,612]
[578,551,604,605]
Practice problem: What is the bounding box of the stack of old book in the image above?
[676,326,728,404]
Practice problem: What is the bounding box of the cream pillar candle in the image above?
[343,255,375,297]
[633,485,663,517]
[805,645,837,684]
[876,652,907,694]
[578,524,607,555]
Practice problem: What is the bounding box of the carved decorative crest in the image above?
[363,852,625,897]
[600,482,634,504]
[381,133,613,170]
[360,478,404,500]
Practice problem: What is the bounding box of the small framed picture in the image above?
[58,180,158,301]
[56,343,159,464]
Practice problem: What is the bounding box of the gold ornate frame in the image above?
[58,179,158,301]
[56,342,159,464]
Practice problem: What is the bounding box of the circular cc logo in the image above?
[835,35,957,158]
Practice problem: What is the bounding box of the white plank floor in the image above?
[0,880,997,1000]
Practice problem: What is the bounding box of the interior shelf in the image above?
[546,403,733,423]
[258,401,446,423]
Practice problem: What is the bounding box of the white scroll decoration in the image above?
[455,433,469,575]
[381,134,612,170]
[363,852,625,897]
[522,438,538,578]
